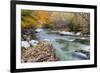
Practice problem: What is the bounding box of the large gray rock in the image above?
[21,41,30,49]
[29,40,39,46]
[35,28,44,33]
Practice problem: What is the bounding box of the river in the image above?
[35,29,90,61]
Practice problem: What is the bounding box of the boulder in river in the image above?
[29,40,39,46]
[73,52,89,59]
[21,41,30,49]
[76,32,81,36]
[74,46,90,59]
[35,28,44,33]
[59,31,74,36]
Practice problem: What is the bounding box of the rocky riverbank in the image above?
[21,41,58,63]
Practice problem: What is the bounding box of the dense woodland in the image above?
[21,10,90,35]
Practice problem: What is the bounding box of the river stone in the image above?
[21,41,30,49]
[21,41,57,63]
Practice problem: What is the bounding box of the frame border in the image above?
[10,1,97,72]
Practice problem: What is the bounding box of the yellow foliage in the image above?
[21,10,90,33]
[21,10,51,28]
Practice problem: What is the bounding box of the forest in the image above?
[21,10,90,35]
[21,10,90,63]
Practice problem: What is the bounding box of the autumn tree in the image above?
[21,10,90,35]
[21,10,51,29]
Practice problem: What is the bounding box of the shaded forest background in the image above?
[21,10,90,35]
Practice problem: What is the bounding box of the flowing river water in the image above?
[35,29,90,61]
